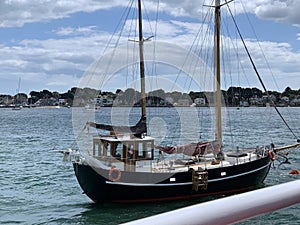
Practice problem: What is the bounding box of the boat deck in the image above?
[85,150,260,173]
[150,151,259,173]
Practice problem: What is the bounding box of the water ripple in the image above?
[1,107,300,225]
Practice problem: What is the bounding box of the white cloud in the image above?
[0,0,300,95]
[1,0,300,28]
[0,30,112,94]
[54,26,97,36]
[213,0,300,26]
[0,0,128,28]
[1,20,299,94]
[252,0,300,25]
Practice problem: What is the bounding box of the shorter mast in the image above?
[214,0,222,143]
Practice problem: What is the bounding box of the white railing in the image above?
[122,180,300,225]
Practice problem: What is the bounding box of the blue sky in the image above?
[0,0,299,96]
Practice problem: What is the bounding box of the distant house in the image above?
[281,96,289,103]
[239,101,249,107]
[59,99,67,105]
[290,97,300,106]
[262,95,276,102]
[194,98,206,106]
[95,95,113,107]
[165,97,174,105]
[34,97,58,106]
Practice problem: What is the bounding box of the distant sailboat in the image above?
[62,0,300,203]
[12,77,22,110]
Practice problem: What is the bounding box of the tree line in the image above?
[1,86,299,106]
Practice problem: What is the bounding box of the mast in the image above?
[17,77,21,94]
[214,0,222,143]
[15,77,21,104]
[138,0,147,123]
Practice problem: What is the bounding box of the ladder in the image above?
[192,169,208,191]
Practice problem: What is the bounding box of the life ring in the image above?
[268,151,276,161]
[109,167,121,181]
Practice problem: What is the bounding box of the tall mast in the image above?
[138,0,147,121]
[214,0,222,143]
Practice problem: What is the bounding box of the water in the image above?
[1,107,300,225]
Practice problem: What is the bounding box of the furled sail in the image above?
[155,140,221,156]
[87,116,147,138]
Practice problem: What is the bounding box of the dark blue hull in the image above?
[73,156,272,203]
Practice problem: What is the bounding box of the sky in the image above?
[0,0,300,96]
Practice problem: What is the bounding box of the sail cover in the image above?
[87,116,147,138]
[155,140,221,156]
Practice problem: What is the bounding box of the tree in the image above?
[116,89,123,94]
[41,89,53,98]
[30,91,43,100]
[168,91,182,103]
[123,88,140,105]
[52,91,61,99]
[282,86,295,99]
[148,89,166,106]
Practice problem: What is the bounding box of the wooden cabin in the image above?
[92,135,154,172]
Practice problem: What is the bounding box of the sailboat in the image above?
[65,0,300,203]
[12,77,23,110]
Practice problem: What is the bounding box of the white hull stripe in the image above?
[105,162,271,187]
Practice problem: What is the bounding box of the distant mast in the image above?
[138,0,147,129]
[15,77,21,104]
[214,0,222,143]
[17,77,21,94]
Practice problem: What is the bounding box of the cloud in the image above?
[2,0,300,28]
[252,0,300,25]
[54,26,97,36]
[159,0,300,26]
[0,0,128,28]
[218,0,300,26]
[1,20,298,94]
[0,29,112,94]
[0,0,300,95]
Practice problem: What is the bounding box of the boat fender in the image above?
[268,151,276,161]
[109,167,121,181]
[289,169,300,175]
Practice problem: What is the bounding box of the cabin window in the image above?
[92,136,154,171]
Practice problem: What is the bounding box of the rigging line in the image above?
[240,1,296,131]
[185,9,210,93]
[147,0,158,82]
[239,1,280,92]
[220,5,254,146]
[174,11,214,143]
[128,4,139,89]
[140,0,154,90]
[170,16,205,91]
[225,2,299,141]
[171,2,213,92]
[93,0,135,91]
[187,20,210,93]
[220,16,237,148]
[204,9,215,93]
[142,0,155,36]
[127,6,134,88]
[166,8,214,142]
[70,124,88,149]
[149,0,160,128]
[153,0,159,85]
[238,0,296,140]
